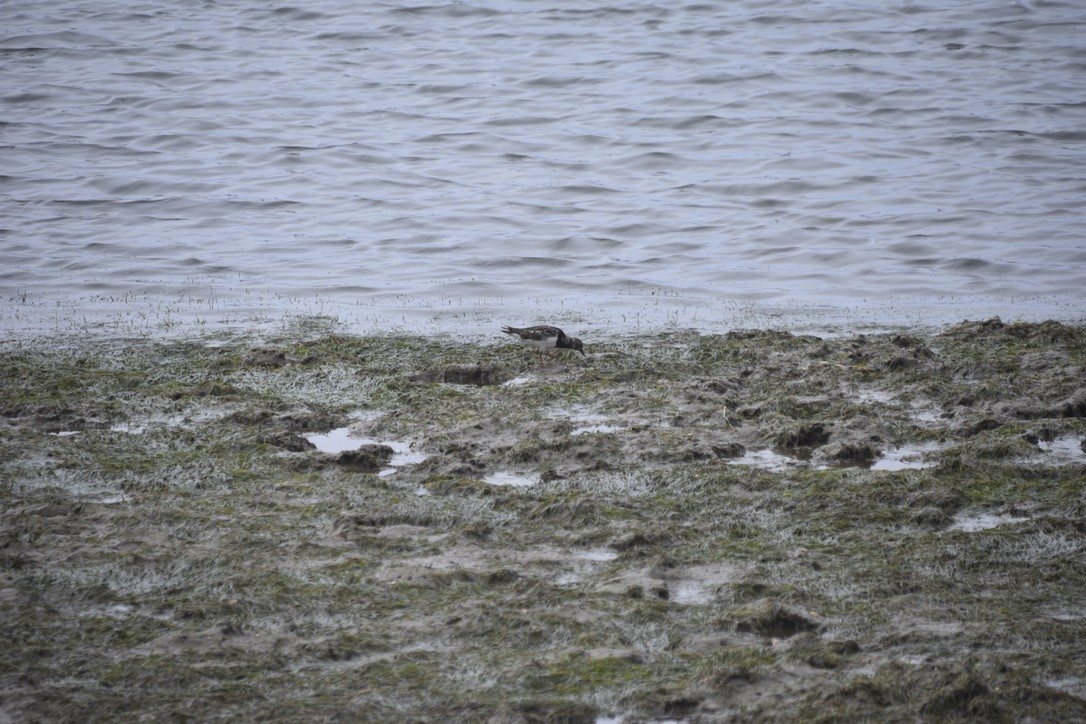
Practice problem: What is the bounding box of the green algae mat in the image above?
[2,318,1085,721]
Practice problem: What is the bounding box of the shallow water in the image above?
[728,448,807,472]
[3,0,1086,337]
[571,423,625,436]
[948,511,1025,533]
[870,441,943,471]
[670,581,712,606]
[554,547,618,585]
[482,471,538,487]
[1037,435,1086,464]
[574,548,619,563]
[304,427,367,454]
[304,427,428,474]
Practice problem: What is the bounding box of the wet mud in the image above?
[1,318,1085,721]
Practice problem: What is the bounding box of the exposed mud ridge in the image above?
[2,318,1085,721]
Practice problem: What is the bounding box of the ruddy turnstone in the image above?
[501,325,587,363]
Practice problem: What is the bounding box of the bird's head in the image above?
[569,337,587,359]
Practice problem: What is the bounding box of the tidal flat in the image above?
[2,318,1085,722]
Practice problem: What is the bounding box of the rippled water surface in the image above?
[3,0,1085,337]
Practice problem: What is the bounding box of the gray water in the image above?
[3,0,1085,338]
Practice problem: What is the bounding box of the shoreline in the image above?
[2,317,1085,720]
[4,286,1085,345]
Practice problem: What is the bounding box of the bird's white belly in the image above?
[520,337,556,351]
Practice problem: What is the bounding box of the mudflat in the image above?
[2,318,1085,721]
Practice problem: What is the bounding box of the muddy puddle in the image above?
[553,548,619,586]
[870,441,944,471]
[728,442,945,472]
[482,471,538,487]
[571,423,626,436]
[304,426,371,454]
[543,403,609,424]
[948,511,1029,532]
[1035,434,1086,464]
[306,415,429,477]
[541,402,633,438]
[109,408,228,434]
[728,448,809,472]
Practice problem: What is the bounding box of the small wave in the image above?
[0,31,116,48]
[270,7,325,21]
